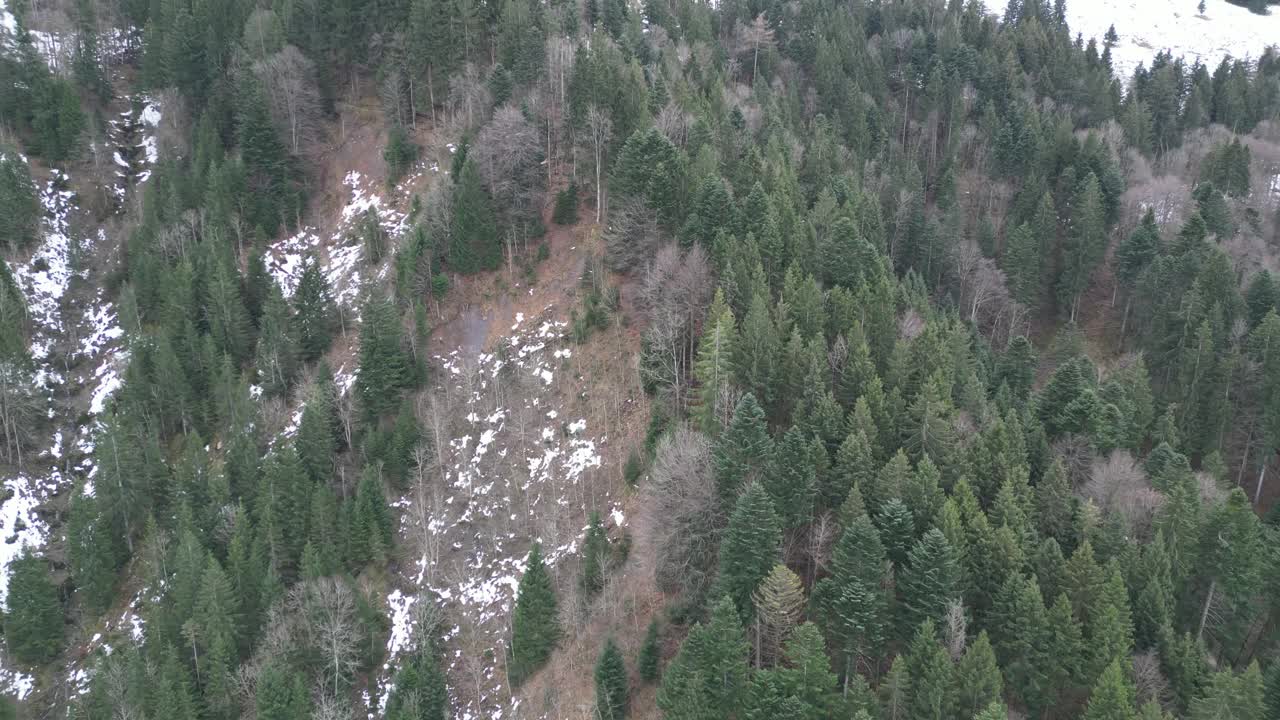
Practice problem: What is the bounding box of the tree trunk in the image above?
[1255,460,1267,505]
[1197,579,1216,642]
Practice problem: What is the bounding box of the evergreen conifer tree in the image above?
[715,481,782,619]
[4,550,63,664]
[638,619,662,683]
[510,543,560,685]
[596,637,629,720]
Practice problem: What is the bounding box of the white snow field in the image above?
[988,0,1280,81]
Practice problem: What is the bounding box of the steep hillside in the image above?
[4,0,1280,719]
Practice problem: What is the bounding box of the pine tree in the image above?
[692,290,738,434]
[1116,209,1162,291]
[638,619,662,683]
[580,511,609,601]
[1084,658,1137,720]
[897,528,960,638]
[1059,173,1107,321]
[1045,592,1085,702]
[386,650,448,720]
[254,282,298,397]
[1251,312,1280,504]
[1245,271,1278,331]
[510,543,560,685]
[596,637,629,720]
[875,498,916,569]
[764,426,817,529]
[715,481,782,619]
[296,364,340,484]
[951,631,1003,719]
[4,550,63,664]
[713,393,773,504]
[751,564,805,667]
[734,292,781,413]
[657,595,750,719]
[743,622,842,719]
[991,574,1053,716]
[293,256,337,361]
[1003,222,1042,310]
[351,466,393,565]
[451,158,500,273]
[356,294,411,422]
[0,148,40,252]
[1086,564,1134,678]
[255,663,310,720]
[1187,661,1269,717]
[813,513,889,681]
[1133,534,1173,650]
[904,620,952,720]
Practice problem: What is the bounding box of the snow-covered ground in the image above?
[0,161,127,699]
[987,0,1280,81]
[268,171,410,306]
[374,310,623,720]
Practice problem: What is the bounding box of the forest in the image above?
[1,0,1280,717]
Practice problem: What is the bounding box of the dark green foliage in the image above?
[4,550,63,664]
[451,158,500,273]
[951,632,1003,719]
[1200,137,1251,197]
[595,637,629,720]
[1059,173,1108,321]
[763,426,816,529]
[237,78,299,235]
[254,283,298,397]
[581,511,609,600]
[356,294,412,422]
[384,124,418,185]
[0,149,39,252]
[638,619,661,683]
[1246,271,1279,331]
[713,393,772,503]
[903,620,952,720]
[510,543,559,685]
[293,257,338,361]
[385,650,448,720]
[350,466,394,565]
[897,529,960,638]
[1084,658,1136,720]
[657,596,749,719]
[715,482,782,619]
[553,183,579,225]
[255,663,310,720]
[813,513,889,678]
[743,622,842,719]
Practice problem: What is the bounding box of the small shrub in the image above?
[623,448,645,485]
[384,124,418,185]
[553,183,578,225]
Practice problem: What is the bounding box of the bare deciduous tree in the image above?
[292,578,362,700]
[0,361,40,467]
[473,104,544,227]
[448,63,490,130]
[737,14,775,85]
[641,427,721,600]
[603,197,659,272]
[943,600,968,660]
[1082,450,1163,536]
[586,106,612,223]
[253,46,322,156]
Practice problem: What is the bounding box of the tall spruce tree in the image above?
[596,637,629,720]
[4,550,63,664]
[510,543,559,685]
[657,595,750,719]
[715,481,782,619]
